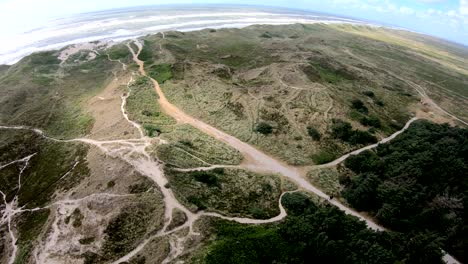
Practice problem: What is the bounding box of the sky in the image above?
[0,0,467,45]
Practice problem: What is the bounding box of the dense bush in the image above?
[311,150,337,164]
[342,120,467,261]
[148,63,173,84]
[331,119,377,145]
[306,126,321,140]
[192,171,220,187]
[351,99,368,114]
[349,130,378,145]
[331,119,353,140]
[359,115,382,128]
[143,124,161,137]
[137,40,154,62]
[204,192,445,264]
[255,122,273,135]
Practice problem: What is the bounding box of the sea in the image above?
[0,4,371,65]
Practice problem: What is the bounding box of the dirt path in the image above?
[314,117,418,168]
[0,52,291,263]
[0,38,459,264]
[128,40,387,231]
[126,39,461,263]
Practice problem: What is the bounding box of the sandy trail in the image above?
[106,54,127,70]
[0,46,291,262]
[128,39,387,231]
[127,39,461,263]
[315,117,418,168]
[0,38,460,263]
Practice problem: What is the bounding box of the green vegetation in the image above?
[147,24,448,165]
[311,150,337,164]
[197,192,445,264]
[79,237,95,245]
[255,122,273,135]
[165,168,281,218]
[341,120,467,261]
[306,126,321,140]
[359,115,382,128]
[126,76,176,135]
[167,208,188,231]
[363,91,375,97]
[107,43,131,61]
[14,210,50,264]
[137,40,157,63]
[0,49,115,138]
[128,177,155,194]
[331,119,377,145]
[72,208,84,228]
[0,130,89,207]
[311,61,347,84]
[350,99,368,114]
[147,63,173,84]
[155,124,242,168]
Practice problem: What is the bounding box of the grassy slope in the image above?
[0,46,118,262]
[0,49,115,139]
[137,24,467,165]
[330,24,468,119]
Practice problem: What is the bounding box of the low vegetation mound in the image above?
[165,168,282,219]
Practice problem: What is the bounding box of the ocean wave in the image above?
[0,8,369,65]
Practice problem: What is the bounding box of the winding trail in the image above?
[127,39,459,263]
[315,117,418,168]
[128,39,387,231]
[0,38,460,264]
[1,50,291,263]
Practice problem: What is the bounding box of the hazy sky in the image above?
[0,0,467,45]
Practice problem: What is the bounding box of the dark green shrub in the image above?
[351,99,368,114]
[331,119,353,141]
[312,150,337,164]
[148,63,173,84]
[192,171,219,187]
[307,126,321,140]
[331,119,377,145]
[375,99,385,107]
[72,208,83,228]
[187,196,207,210]
[349,130,378,145]
[107,180,115,188]
[260,32,273,38]
[79,237,95,245]
[143,124,161,137]
[255,122,273,135]
[359,116,382,128]
[282,192,315,215]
